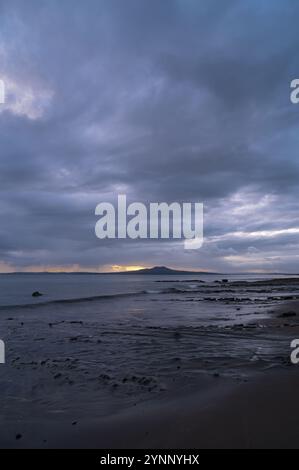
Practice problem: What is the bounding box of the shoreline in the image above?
[1,278,299,449]
[2,368,298,449]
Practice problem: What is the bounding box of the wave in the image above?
[0,286,206,310]
[0,290,148,310]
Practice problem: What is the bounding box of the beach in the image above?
[0,273,299,448]
[31,369,299,449]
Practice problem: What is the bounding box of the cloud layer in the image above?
[1,0,299,272]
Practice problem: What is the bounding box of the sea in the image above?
[0,272,298,425]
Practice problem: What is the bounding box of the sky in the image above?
[0,0,299,273]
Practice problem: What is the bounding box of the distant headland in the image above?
[115,266,218,275]
[2,266,218,275]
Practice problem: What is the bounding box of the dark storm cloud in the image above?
[1,0,299,272]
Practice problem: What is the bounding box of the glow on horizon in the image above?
[111,265,147,272]
[0,263,212,274]
[0,264,149,273]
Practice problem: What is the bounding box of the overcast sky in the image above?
[0,0,299,273]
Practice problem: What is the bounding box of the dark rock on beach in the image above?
[32,291,43,297]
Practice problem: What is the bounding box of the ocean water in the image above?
[0,273,298,423]
[0,272,298,308]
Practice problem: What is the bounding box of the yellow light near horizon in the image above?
[111,265,146,272]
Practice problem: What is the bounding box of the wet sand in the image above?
[67,369,299,449]
[1,277,299,448]
[2,369,299,449]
